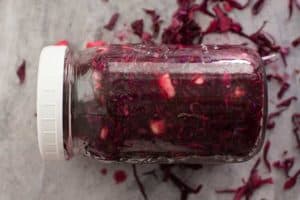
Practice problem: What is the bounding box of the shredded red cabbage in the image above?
[276,96,298,108]
[292,114,300,148]
[289,0,294,19]
[131,19,144,38]
[277,82,290,99]
[216,159,273,200]
[223,0,251,10]
[16,60,26,84]
[104,13,120,31]
[252,0,266,15]
[213,5,233,32]
[267,74,289,99]
[144,9,162,38]
[86,40,107,48]
[222,1,233,12]
[284,169,300,190]
[273,157,295,177]
[197,0,214,17]
[288,0,300,18]
[263,141,271,172]
[292,36,300,47]
[266,74,285,83]
[266,108,288,130]
[55,40,69,46]
[161,1,202,45]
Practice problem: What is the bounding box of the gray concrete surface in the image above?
[0,0,300,199]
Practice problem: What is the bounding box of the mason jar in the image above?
[37,44,267,163]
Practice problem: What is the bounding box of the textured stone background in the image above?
[0,0,300,199]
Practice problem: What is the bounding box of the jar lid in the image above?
[37,46,68,160]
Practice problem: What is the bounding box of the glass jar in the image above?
[37,44,267,163]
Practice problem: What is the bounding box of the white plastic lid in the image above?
[37,46,68,160]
